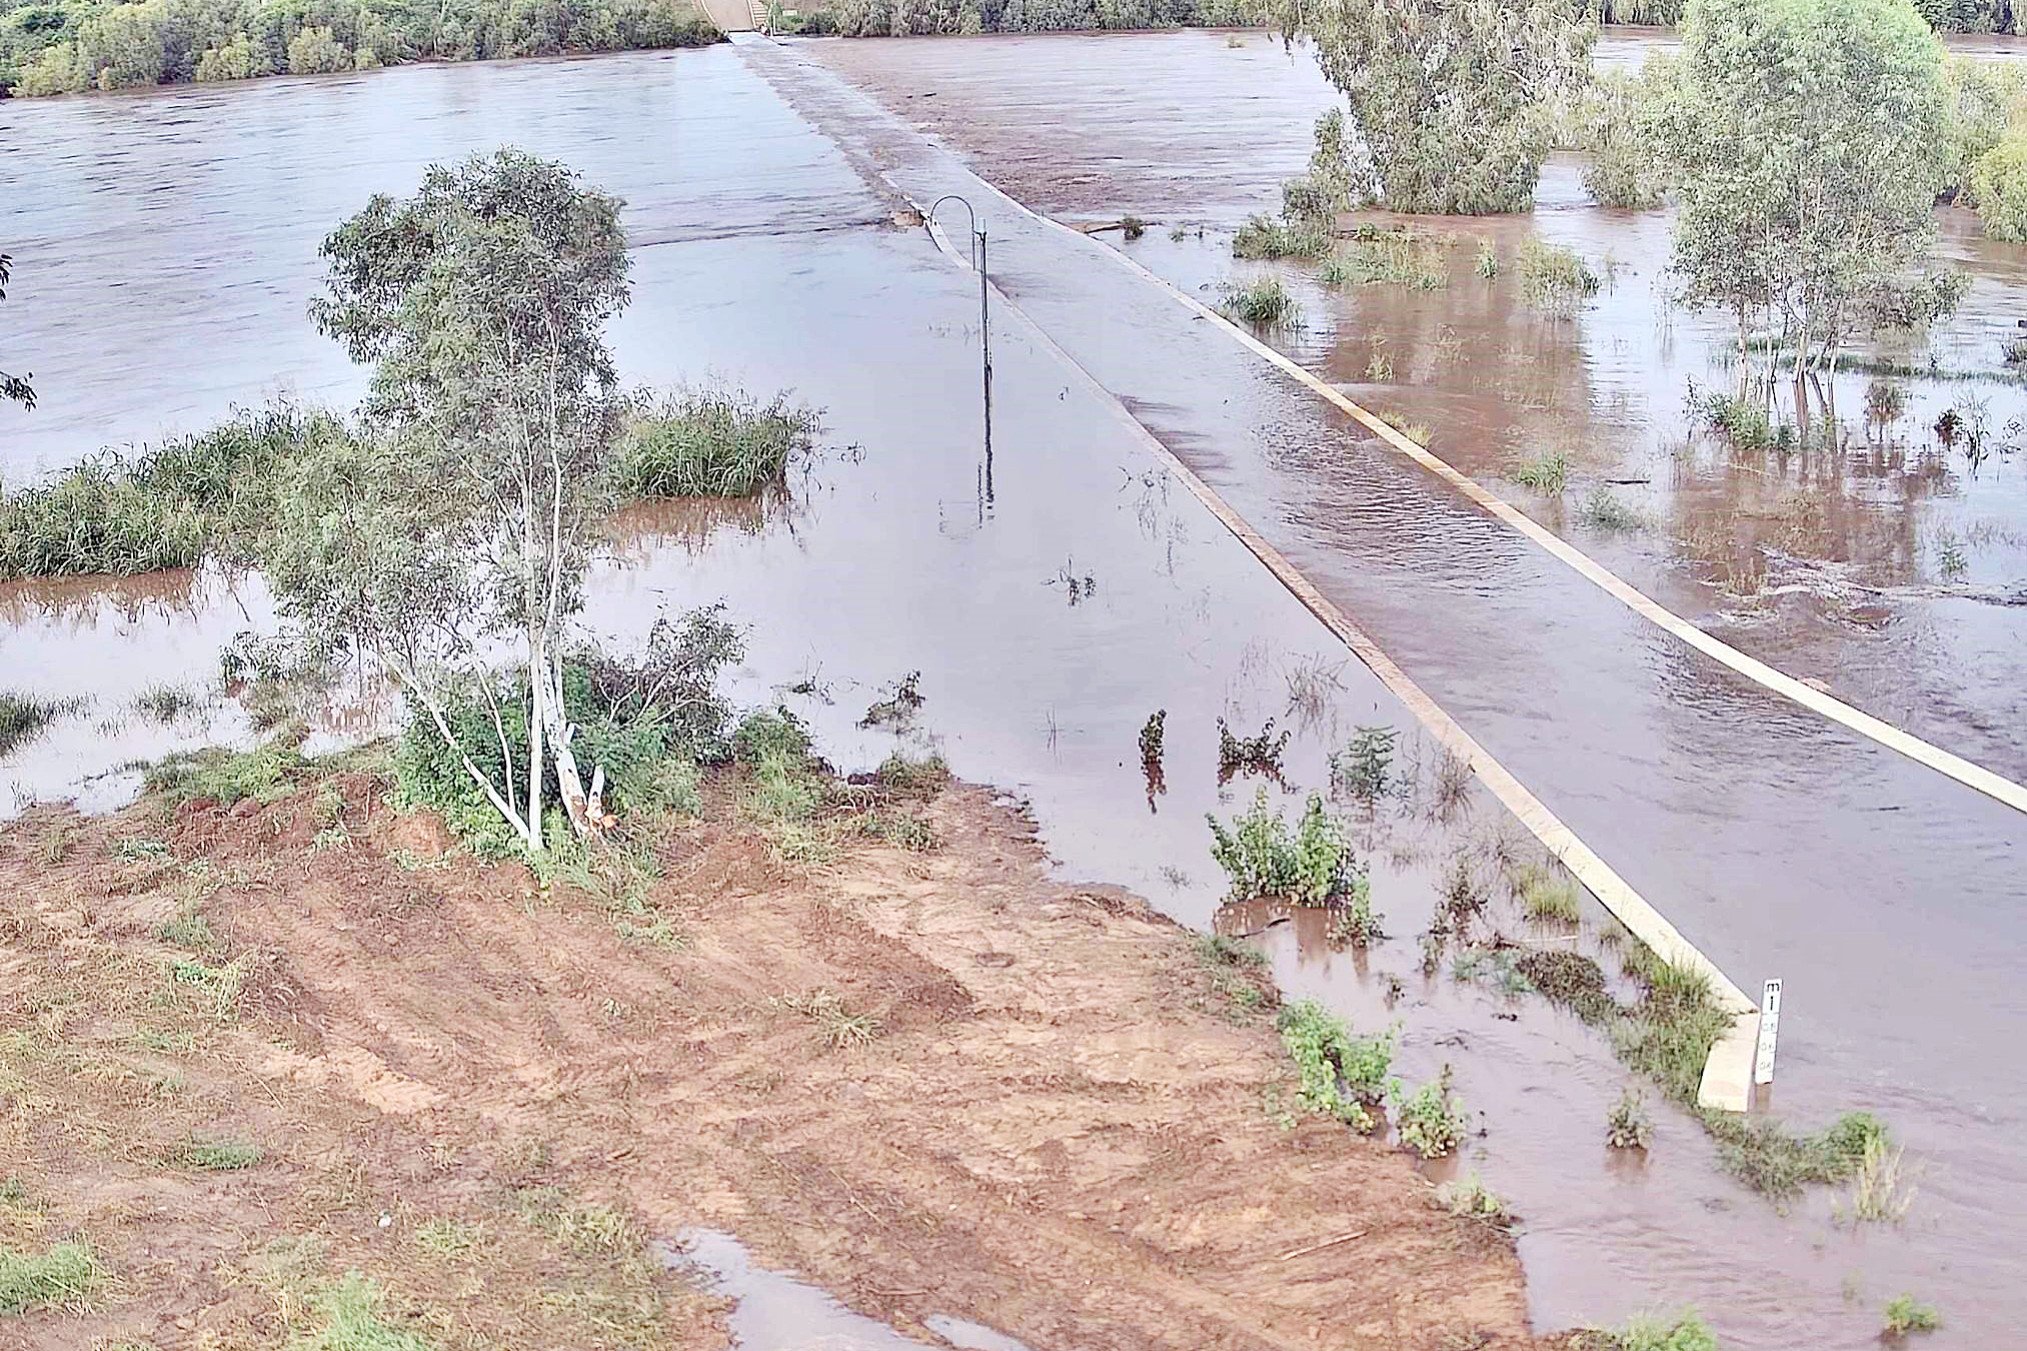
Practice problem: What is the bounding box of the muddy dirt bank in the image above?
[0,762,1545,1350]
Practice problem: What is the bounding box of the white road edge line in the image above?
[916,206,1760,1114]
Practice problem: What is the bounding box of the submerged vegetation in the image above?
[0,692,75,758]
[1208,788,1359,907]
[613,388,817,499]
[1276,998,1397,1132]
[0,0,719,97]
[820,0,1256,36]
[1218,275,1302,328]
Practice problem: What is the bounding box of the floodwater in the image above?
[0,32,2022,1351]
[668,1228,1040,1351]
[814,26,2027,787]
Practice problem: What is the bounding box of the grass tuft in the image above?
[0,1240,99,1316]
[1516,238,1600,316]
[612,388,817,499]
[1219,276,1302,328]
[1232,214,1331,260]
[783,989,881,1049]
[1510,450,1570,496]
[1606,1087,1653,1149]
[1584,1309,1718,1351]
[293,1271,435,1350]
[166,1138,263,1170]
[0,693,83,758]
[145,735,308,806]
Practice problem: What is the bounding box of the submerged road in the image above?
[736,34,2024,1348]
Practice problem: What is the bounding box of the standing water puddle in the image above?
[666,1229,1038,1351]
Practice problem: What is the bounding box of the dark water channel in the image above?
[0,36,2021,1351]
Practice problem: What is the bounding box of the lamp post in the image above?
[929,194,992,507]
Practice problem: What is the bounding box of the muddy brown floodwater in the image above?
[0,31,2023,1351]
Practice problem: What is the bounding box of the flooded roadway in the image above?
[0,34,2022,1350]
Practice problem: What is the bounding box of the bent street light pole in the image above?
[930,194,992,503]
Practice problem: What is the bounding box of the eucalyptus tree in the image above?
[1668,0,1956,386]
[252,148,631,854]
[1257,0,1595,214]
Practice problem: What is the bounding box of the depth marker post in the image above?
[929,194,992,504]
[1754,978,1782,1086]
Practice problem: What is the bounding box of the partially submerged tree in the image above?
[1258,0,1595,214]
[252,148,632,854]
[1,252,33,410]
[1668,0,1956,390]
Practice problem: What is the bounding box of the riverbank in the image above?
[0,752,1548,1349]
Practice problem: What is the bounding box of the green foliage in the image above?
[1972,129,2027,241]
[1232,214,1331,260]
[1511,450,1571,495]
[146,735,308,806]
[1319,228,1448,290]
[1433,1172,1513,1225]
[1515,862,1581,922]
[1257,0,1594,213]
[1882,1294,1941,1336]
[1280,108,1356,224]
[1329,725,1394,804]
[1589,1310,1720,1351]
[1580,487,1647,532]
[1276,999,1396,1131]
[291,1271,437,1350]
[1208,788,1355,905]
[0,404,346,581]
[858,671,925,728]
[1579,56,1680,208]
[1516,237,1600,316]
[0,1240,98,1315]
[167,1138,263,1170]
[1391,1065,1466,1157]
[873,749,949,798]
[1671,0,1953,372]
[731,707,812,767]
[1607,1087,1653,1149]
[612,388,818,498]
[1215,716,1290,783]
[1220,275,1300,327]
[1474,240,1500,278]
[1327,876,1385,945]
[0,0,720,98]
[1704,1110,1891,1199]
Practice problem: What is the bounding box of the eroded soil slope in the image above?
[1,765,1542,1350]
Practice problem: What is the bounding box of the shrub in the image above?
[1971,130,2027,242]
[1329,724,1394,804]
[196,33,264,81]
[1219,275,1301,327]
[1276,999,1396,1130]
[731,707,812,768]
[1516,237,1600,316]
[1232,214,1331,260]
[1474,239,1499,278]
[1510,449,1570,495]
[1320,228,1449,289]
[1580,487,1646,532]
[395,616,739,854]
[1208,789,1355,906]
[1882,1294,1941,1337]
[1591,1310,1719,1351]
[1606,1087,1652,1149]
[1433,1172,1512,1225]
[1391,1066,1466,1157]
[1865,380,1908,423]
[612,388,818,499]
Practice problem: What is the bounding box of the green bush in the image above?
[1391,1066,1466,1157]
[1232,213,1331,260]
[1882,1294,1941,1337]
[145,735,309,806]
[394,610,739,854]
[1276,999,1396,1131]
[1972,130,2027,242]
[1208,788,1356,905]
[612,388,818,499]
[1592,1309,1719,1351]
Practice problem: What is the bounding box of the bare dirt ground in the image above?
[1,761,1550,1350]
